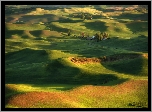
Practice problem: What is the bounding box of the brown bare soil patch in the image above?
[69,79,148,98]
[69,53,142,64]
[103,11,123,16]
[70,57,101,64]
[8,91,79,108]
[41,30,62,37]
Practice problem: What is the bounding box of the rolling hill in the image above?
[5,5,148,108]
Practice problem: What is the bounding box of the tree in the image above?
[87,14,93,20]
[67,29,71,36]
[101,32,109,40]
[95,32,101,42]
[138,5,148,12]
[138,5,148,10]
[81,13,85,20]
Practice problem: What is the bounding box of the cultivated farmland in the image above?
[5,5,148,108]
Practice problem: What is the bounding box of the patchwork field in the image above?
[5,5,148,108]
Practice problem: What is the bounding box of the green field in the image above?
[5,5,148,108]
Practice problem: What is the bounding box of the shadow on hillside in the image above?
[48,23,69,33]
[5,85,23,105]
[5,29,25,39]
[84,21,108,32]
[5,48,49,64]
[5,6,36,15]
[5,49,128,88]
[21,78,128,91]
[5,72,129,90]
[126,21,148,33]
[5,34,148,88]
[112,13,148,21]
[5,25,35,39]
[37,35,148,56]
[19,14,64,23]
[5,26,63,39]
[59,19,83,23]
[101,53,148,76]
[5,30,36,39]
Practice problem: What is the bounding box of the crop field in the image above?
[5,5,148,108]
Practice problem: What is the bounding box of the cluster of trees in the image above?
[80,13,93,20]
[138,5,148,12]
[95,32,109,41]
[77,31,109,42]
[72,13,93,20]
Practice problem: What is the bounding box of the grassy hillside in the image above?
[5,5,148,108]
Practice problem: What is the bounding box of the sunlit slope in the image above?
[5,79,148,108]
